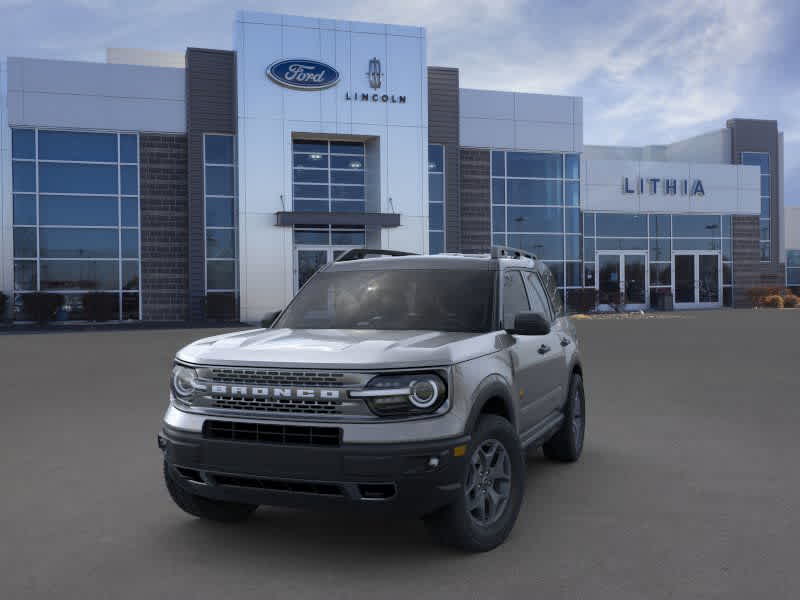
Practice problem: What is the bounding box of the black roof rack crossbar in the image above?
[490,245,537,261]
[335,248,417,262]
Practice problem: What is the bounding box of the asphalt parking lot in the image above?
[2,309,799,599]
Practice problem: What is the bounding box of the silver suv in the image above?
[159,247,586,552]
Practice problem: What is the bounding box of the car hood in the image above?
[175,328,498,369]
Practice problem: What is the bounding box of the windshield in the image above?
[275,268,496,332]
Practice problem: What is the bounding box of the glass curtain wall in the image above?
[292,140,365,212]
[742,152,771,262]
[11,128,141,320]
[787,250,800,289]
[583,212,734,307]
[428,144,445,254]
[491,150,581,302]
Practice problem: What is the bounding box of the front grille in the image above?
[212,474,344,497]
[207,367,346,387]
[211,395,343,415]
[203,420,342,447]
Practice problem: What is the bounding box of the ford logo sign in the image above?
[267,59,340,90]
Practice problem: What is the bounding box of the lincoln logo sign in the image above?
[623,177,705,196]
[266,59,340,90]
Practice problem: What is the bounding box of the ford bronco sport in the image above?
[159,247,586,552]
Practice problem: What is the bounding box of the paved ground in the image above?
[2,309,799,599]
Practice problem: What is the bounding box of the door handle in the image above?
[538,344,551,355]
[560,337,571,347]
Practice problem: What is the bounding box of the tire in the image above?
[543,373,585,463]
[423,415,524,552]
[163,462,257,522]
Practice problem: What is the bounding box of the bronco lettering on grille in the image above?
[210,385,341,400]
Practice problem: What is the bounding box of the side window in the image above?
[523,271,553,321]
[502,271,530,328]
[537,264,564,317]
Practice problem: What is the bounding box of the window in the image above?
[787,250,800,287]
[11,128,140,320]
[428,144,445,254]
[523,271,552,321]
[502,271,530,328]
[204,134,238,298]
[742,152,770,261]
[492,150,581,298]
[292,140,365,212]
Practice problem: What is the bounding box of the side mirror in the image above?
[507,312,550,336]
[261,310,281,328]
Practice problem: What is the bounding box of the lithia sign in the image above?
[267,57,407,103]
[623,177,705,196]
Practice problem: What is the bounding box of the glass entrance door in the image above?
[672,252,721,308]
[596,252,648,310]
[294,246,360,292]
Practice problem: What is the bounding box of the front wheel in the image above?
[423,415,524,552]
[543,373,586,462]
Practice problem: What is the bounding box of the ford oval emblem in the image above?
[267,59,340,90]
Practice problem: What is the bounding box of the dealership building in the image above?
[0,11,794,323]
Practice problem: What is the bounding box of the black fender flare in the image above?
[464,374,517,434]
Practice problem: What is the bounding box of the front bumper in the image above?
[160,424,470,517]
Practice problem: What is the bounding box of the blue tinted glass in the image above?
[492,179,505,205]
[331,230,366,245]
[122,229,139,258]
[206,166,235,195]
[649,238,671,261]
[121,165,138,195]
[565,154,580,179]
[544,261,564,287]
[493,233,506,247]
[207,260,236,290]
[39,163,118,194]
[429,173,443,203]
[789,269,800,285]
[294,153,329,168]
[761,175,770,196]
[722,238,732,261]
[492,207,505,233]
[294,200,328,212]
[584,262,595,286]
[759,220,770,240]
[294,230,329,244]
[293,140,328,154]
[332,170,364,185]
[566,262,581,287]
[429,202,444,230]
[40,195,118,226]
[294,184,328,199]
[331,155,363,170]
[40,228,118,258]
[14,261,37,291]
[673,238,721,251]
[428,144,444,172]
[507,206,563,233]
[120,134,138,163]
[741,152,769,174]
[491,151,505,177]
[331,201,365,213]
[565,235,580,260]
[583,238,594,261]
[294,169,328,183]
[38,131,117,162]
[761,197,770,218]
[121,198,138,226]
[565,208,580,233]
[123,261,139,290]
[565,181,579,206]
[13,194,36,225]
[583,213,594,236]
[507,152,562,178]
[429,232,444,255]
[596,238,647,251]
[507,180,562,205]
[650,264,671,286]
[12,161,36,192]
[331,185,364,200]
[507,235,564,260]
[673,214,721,237]
[721,215,732,237]
[595,213,647,237]
[787,250,800,268]
[649,214,671,237]
[40,260,119,290]
[205,135,234,164]
[760,242,770,261]
[330,141,364,155]
[207,229,236,258]
[14,227,37,258]
[206,197,234,227]
[12,129,35,159]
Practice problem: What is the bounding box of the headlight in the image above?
[171,364,199,404]
[351,373,447,417]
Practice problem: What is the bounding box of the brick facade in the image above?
[139,134,189,321]
[459,149,491,253]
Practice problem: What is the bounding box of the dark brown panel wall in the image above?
[139,134,189,321]
[459,149,491,253]
[732,215,760,307]
[186,48,237,321]
[427,67,461,251]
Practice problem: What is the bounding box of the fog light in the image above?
[427,457,440,469]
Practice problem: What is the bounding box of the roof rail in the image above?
[334,248,417,262]
[490,245,537,261]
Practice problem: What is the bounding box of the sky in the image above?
[1,0,798,204]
